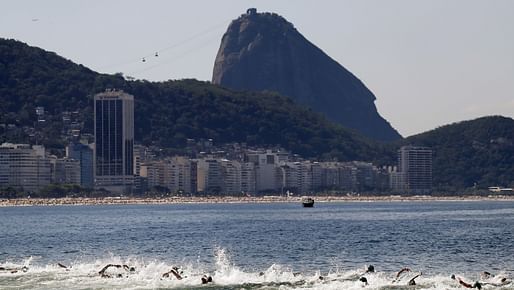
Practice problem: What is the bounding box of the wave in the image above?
[0,249,512,289]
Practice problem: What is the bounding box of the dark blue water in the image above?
[1,201,513,289]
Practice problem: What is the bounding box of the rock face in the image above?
[212,9,401,141]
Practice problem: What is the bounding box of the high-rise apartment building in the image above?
[276,161,320,194]
[66,142,94,188]
[220,159,242,194]
[141,157,197,194]
[398,146,432,193]
[0,143,51,192]
[240,162,256,195]
[94,90,134,193]
[196,158,223,194]
[246,149,289,192]
[51,157,81,185]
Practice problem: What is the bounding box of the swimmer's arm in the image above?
[99,264,115,274]
[393,268,411,282]
[457,278,474,288]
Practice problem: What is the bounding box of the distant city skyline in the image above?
[1,0,513,137]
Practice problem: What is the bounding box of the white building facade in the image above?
[0,143,51,192]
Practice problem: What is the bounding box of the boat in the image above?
[301,197,314,207]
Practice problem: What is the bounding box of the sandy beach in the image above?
[1,194,513,207]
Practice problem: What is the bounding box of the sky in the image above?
[1,0,513,137]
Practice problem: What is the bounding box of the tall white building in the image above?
[141,156,196,194]
[277,161,319,194]
[398,146,432,193]
[220,159,242,194]
[390,171,406,192]
[240,162,256,194]
[319,162,357,191]
[246,149,289,193]
[172,156,196,194]
[0,143,51,192]
[196,158,223,194]
[311,162,322,191]
[352,161,374,190]
[94,90,134,193]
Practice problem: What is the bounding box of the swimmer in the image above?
[201,275,213,284]
[357,265,374,285]
[0,266,28,273]
[483,277,511,287]
[392,268,411,283]
[57,263,70,270]
[162,266,183,279]
[317,265,376,285]
[479,272,511,287]
[451,274,482,289]
[392,267,421,285]
[408,272,422,285]
[480,271,493,280]
[323,265,376,284]
[98,264,135,278]
[359,276,369,286]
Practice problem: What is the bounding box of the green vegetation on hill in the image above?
[0,38,379,161]
[401,116,514,189]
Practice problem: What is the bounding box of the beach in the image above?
[1,194,513,207]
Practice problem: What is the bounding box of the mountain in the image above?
[401,116,514,190]
[212,9,401,141]
[0,38,379,161]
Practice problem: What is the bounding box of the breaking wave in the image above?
[0,248,512,289]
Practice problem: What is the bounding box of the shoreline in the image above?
[1,195,513,207]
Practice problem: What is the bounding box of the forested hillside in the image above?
[0,38,379,161]
[401,116,514,189]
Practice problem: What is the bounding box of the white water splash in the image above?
[1,250,512,289]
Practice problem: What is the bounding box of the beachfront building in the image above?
[277,161,314,194]
[240,162,256,195]
[133,145,144,176]
[311,162,322,191]
[318,162,358,191]
[93,90,135,194]
[390,171,406,192]
[275,161,325,194]
[246,149,289,193]
[141,156,196,194]
[319,162,340,189]
[51,157,81,185]
[397,146,432,193]
[173,156,197,194]
[353,161,375,191]
[0,143,51,192]
[66,142,94,188]
[196,158,223,194]
[140,162,162,189]
[220,159,242,194]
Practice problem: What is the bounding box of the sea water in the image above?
[0,201,513,289]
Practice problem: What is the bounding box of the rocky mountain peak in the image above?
[212,9,401,141]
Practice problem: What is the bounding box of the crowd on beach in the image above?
[1,194,513,207]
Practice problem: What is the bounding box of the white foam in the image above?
[1,250,513,289]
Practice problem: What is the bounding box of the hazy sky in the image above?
[1,0,513,137]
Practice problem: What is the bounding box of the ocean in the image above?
[0,200,513,289]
